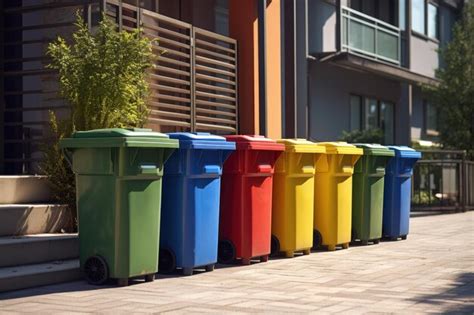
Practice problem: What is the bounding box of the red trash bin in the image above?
[218,135,284,265]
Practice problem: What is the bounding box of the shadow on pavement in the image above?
[409,272,474,313]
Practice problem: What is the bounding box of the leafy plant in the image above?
[424,2,474,159]
[40,12,154,229]
[339,129,384,144]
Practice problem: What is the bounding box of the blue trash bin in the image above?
[383,146,421,241]
[159,132,235,276]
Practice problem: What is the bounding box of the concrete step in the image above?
[0,175,51,204]
[0,259,81,293]
[0,233,79,268]
[0,204,72,236]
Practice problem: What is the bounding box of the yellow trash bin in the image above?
[313,142,363,251]
[271,139,326,258]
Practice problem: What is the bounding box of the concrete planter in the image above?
[0,176,52,204]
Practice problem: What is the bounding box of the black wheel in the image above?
[83,255,109,285]
[373,239,380,245]
[205,264,215,272]
[218,240,236,264]
[145,274,155,282]
[270,235,280,257]
[159,247,176,274]
[401,235,408,240]
[313,230,323,249]
[183,268,193,276]
[351,230,357,242]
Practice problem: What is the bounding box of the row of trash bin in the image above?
[60,129,421,286]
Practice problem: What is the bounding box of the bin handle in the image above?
[139,164,159,175]
[258,164,273,173]
[301,166,315,175]
[342,166,354,174]
[203,165,222,175]
[376,167,386,175]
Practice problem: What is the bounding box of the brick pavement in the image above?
[0,212,473,314]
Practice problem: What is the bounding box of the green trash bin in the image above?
[351,144,394,245]
[60,128,179,286]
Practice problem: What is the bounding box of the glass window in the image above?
[380,102,394,144]
[350,95,362,131]
[426,102,438,132]
[428,3,438,39]
[399,0,406,30]
[365,98,379,130]
[412,0,425,34]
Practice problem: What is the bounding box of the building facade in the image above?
[0,0,465,175]
[285,0,464,144]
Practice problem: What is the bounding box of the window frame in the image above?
[411,0,440,42]
[424,100,439,136]
[349,94,396,144]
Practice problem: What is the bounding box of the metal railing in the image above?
[412,150,474,212]
[340,6,401,65]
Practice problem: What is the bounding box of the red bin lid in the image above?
[224,135,285,151]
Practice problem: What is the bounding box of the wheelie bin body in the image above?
[351,144,394,245]
[60,128,178,286]
[313,142,363,251]
[159,133,235,276]
[383,146,421,240]
[271,139,326,258]
[219,135,284,265]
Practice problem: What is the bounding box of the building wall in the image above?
[410,36,439,78]
[308,0,337,54]
[308,61,401,141]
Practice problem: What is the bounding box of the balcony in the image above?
[341,6,401,65]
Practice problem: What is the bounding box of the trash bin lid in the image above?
[277,139,326,153]
[225,135,285,151]
[60,128,179,148]
[316,142,363,155]
[354,144,395,157]
[167,132,236,150]
[386,146,422,159]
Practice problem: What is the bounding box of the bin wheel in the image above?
[313,230,323,249]
[342,243,349,249]
[361,240,369,246]
[401,235,408,240]
[83,255,109,285]
[145,274,155,282]
[260,255,269,262]
[303,249,311,255]
[218,240,236,264]
[182,268,193,276]
[242,258,251,265]
[351,230,357,243]
[373,239,380,245]
[270,235,280,257]
[117,278,129,287]
[159,247,176,274]
[327,245,336,251]
[205,264,215,272]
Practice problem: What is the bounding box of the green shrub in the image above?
[339,129,384,144]
[40,12,154,230]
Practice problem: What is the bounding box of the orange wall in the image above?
[229,0,259,135]
[265,0,282,139]
[229,0,282,137]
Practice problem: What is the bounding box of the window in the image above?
[411,0,439,39]
[412,0,425,34]
[350,95,362,131]
[350,95,395,144]
[425,102,438,134]
[428,3,438,39]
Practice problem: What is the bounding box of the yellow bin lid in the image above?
[316,142,363,155]
[277,139,326,153]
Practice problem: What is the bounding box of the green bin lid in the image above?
[354,144,395,157]
[59,128,179,149]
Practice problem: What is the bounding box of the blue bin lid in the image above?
[167,132,236,150]
[386,146,422,159]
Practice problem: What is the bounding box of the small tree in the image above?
[425,2,474,158]
[41,12,154,229]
